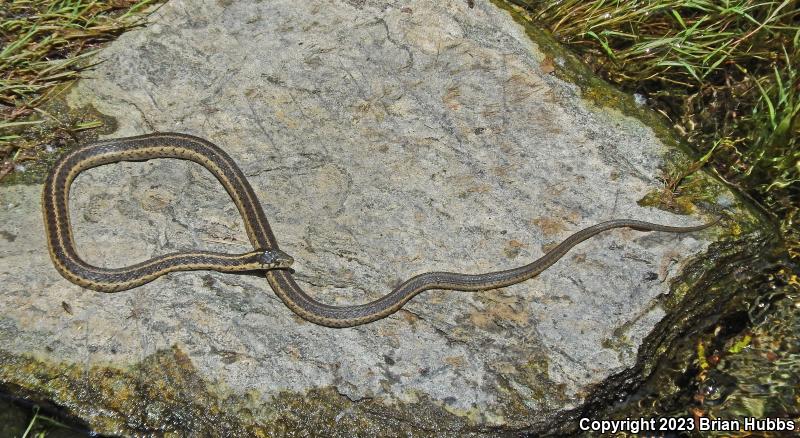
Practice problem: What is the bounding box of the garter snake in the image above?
[43,133,717,327]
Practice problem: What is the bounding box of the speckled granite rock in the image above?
[0,0,737,435]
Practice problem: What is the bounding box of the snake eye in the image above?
[260,249,293,269]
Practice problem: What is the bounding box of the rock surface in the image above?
[1,0,733,434]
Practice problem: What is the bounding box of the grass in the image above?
[0,0,159,177]
[0,398,83,438]
[507,0,799,248]
[0,6,156,431]
[500,0,800,429]
[0,0,797,433]
[20,405,75,438]
[2,0,794,233]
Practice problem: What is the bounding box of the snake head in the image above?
[259,249,294,270]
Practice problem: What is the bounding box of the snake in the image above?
[42,132,717,327]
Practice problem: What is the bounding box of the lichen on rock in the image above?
[0,0,756,435]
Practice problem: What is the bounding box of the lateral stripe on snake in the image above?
[42,133,717,327]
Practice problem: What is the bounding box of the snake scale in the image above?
[42,133,716,327]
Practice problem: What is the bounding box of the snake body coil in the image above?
[43,133,715,327]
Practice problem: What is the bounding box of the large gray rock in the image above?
[1,0,735,434]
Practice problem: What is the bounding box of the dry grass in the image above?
[501,0,800,428]
[508,0,799,245]
[0,0,159,177]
